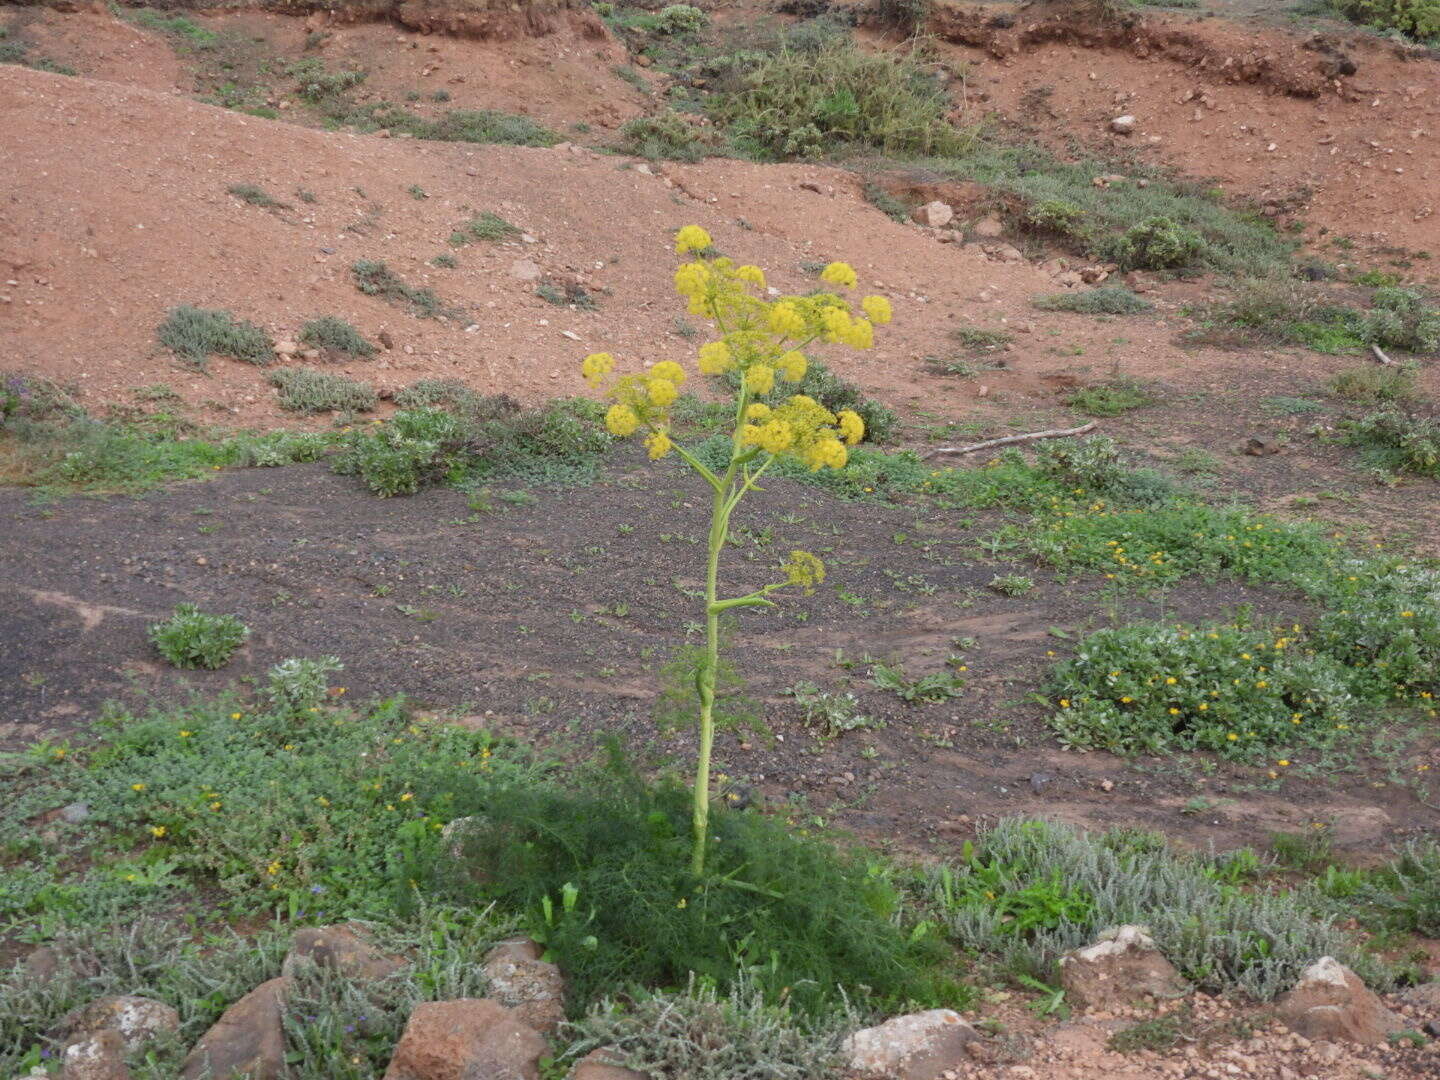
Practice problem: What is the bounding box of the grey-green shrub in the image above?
[269,367,377,414]
[1032,286,1153,315]
[299,316,376,357]
[157,306,274,369]
[149,604,249,669]
[921,818,1390,999]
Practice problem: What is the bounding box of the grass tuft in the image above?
[269,367,378,415]
[156,306,273,370]
[1033,286,1153,315]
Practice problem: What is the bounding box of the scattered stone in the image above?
[798,180,824,194]
[382,998,546,1080]
[481,940,566,1037]
[60,802,90,824]
[378,331,395,350]
[282,923,407,981]
[911,201,955,229]
[1028,772,1052,793]
[570,1048,648,1080]
[57,996,179,1054]
[61,1029,130,1080]
[971,216,1005,238]
[988,244,1024,263]
[1058,926,1189,1011]
[274,340,299,357]
[842,1009,979,1080]
[1398,982,1440,1012]
[180,977,290,1080]
[1054,270,1085,288]
[1111,115,1137,134]
[1276,957,1405,1044]
[510,259,543,282]
[1079,265,1113,284]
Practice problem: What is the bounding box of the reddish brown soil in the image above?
[931,6,1440,259]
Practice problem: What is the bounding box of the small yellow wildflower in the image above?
[231,712,242,720]
[150,825,166,838]
[267,861,281,875]
[1059,699,1071,708]
[400,792,414,802]
[179,730,192,738]
[1165,676,1177,685]
[131,783,146,792]
[1226,733,1239,741]
[645,430,674,460]
[210,802,222,811]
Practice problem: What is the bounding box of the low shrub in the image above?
[1032,286,1153,315]
[429,761,960,1014]
[350,261,452,319]
[1311,564,1440,697]
[566,980,852,1080]
[299,316,376,358]
[1339,409,1440,478]
[332,407,472,496]
[269,367,378,414]
[148,604,249,669]
[448,212,519,246]
[654,3,708,33]
[1197,282,1440,355]
[715,42,966,160]
[1103,216,1204,271]
[401,109,559,147]
[1327,363,1417,404]
[1330,0,1439,40]
[156,306,273,369]
[287,58,366,102]
[226,183,288,210]
[1066,377,1156,417]
[126,8,218,48]
[617,112,711,162]
[921,819,1390,999]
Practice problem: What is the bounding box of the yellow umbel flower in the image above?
[778,350,807,382]
[820,306,852,343]
[650,360,686,385]
[805,437,848,471]
[745,403,772,421]
[768,302,806,337]
[756,419,795,454]
[674,261,709,298]
[782,550,826,592]
[861,295,893,324]
[581,352,615,385]
[645,431,674,459]
[605,404,640,436]
[697,340,732,375]
[648,378,679,407]
[837,409,865,446]
[674,225,713,254]
[735,265,766,288]
[745,364,776,395]
[844,318,874,349]
[820,261,858,288]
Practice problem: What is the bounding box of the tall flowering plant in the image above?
[582,225,892,873]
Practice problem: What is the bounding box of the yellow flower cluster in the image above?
[581,226,889,473]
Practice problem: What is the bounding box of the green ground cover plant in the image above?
[617,112,712,162]
[148,604,249,669]
[1032,286,1154,315]
[1066,377,1157,417]
[1330,0,1439,40]
[350,261,453,319]
[156,305,273,369]
[448,212,519,246]
[1196,282,1440,355]
[226,183,288,209]
[1339,410,1440,478]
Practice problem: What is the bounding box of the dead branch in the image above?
[1371,343,1394,366]
[923,421,1098,460]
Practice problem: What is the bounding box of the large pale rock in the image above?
[481,940,566,1037]
[383,999,546,1080]
[180,977,290,1080]
[911,201,954,229]
[57,996,179,1053]
[1111,115,1137,134]
[282,923,408,981]
[569,1048,647,1080]
[1276,957,1405,1044]
[1058,926,1189,1011]
[971,216,1005,239]
[842,1009,979,1080]
[61,1029,130,1080]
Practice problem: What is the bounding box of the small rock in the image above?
[382,998,546,1080]
[1398,982,1440,1012]
[510,259,543,282]
[481,940,566,1037]
[971,216,1005,239]
[180,977,290,1080]
[1028,772,1052,793]
[62,1030,130,1080]
[1059,926,1189,1011]
[57,996,179,1054]
[911,201,955,229]
[1277,958,1405,1044]
[1244,438,1281,456]
[274,340,299,356]
[282,923,407,982]
[60,802,90,824]
[799,180,824,194]
[1111,115,1137,135]
[378,331,394,350]
[843,1009,979,1080]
